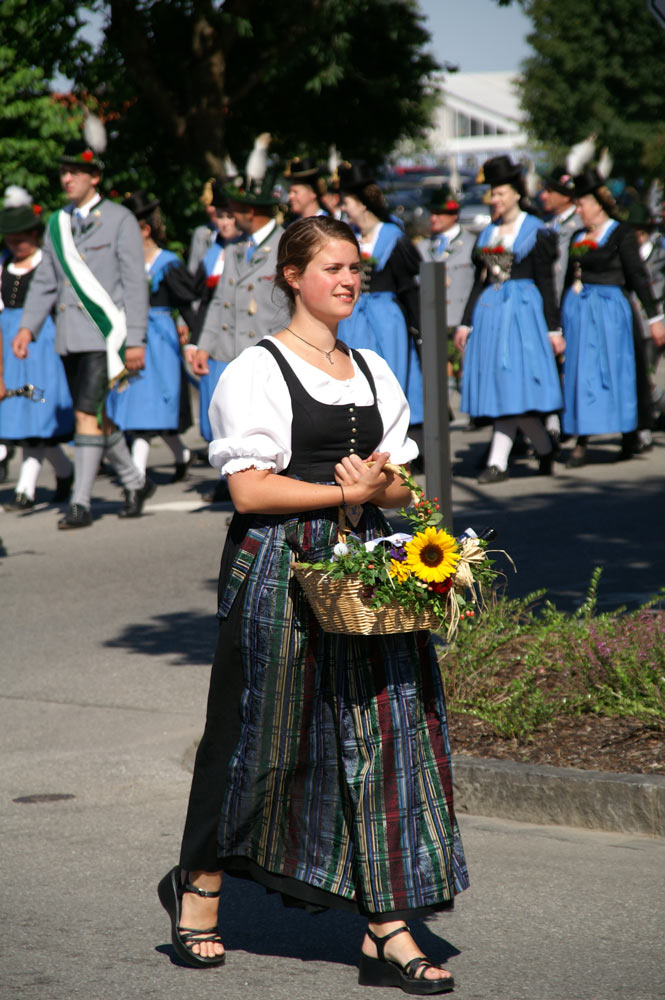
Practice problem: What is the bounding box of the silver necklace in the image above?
[286,326,336,365]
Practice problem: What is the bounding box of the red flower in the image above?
[33,204,42,216]
[445,200,459,211]
[481,245,506,254]
[428,578,453,594]
[206,275,220,288]
[81,150,94,162]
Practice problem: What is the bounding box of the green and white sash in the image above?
[48,208,127,386]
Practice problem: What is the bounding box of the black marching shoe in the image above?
[537,450,554,476]
[58,503,93,530]
[358,925,455,995]
[171,449,192,483]
[157,866,225,969]
[3,492,35,511]
[477,465,508,484]
[52,474,74,502]
[565,445,587,469]
[118,477,156,518]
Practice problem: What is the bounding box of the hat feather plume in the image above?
[328,145,341,177]
[245,133,271,188]
[447,155,461,197]
[524,158,539,198]
[83,114,107,154]
[566,133,596,176]
[597,147,613,181]
[647,178,663,220]
[4,185,32,209]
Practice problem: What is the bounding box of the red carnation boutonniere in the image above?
[81,149,94,163]
[571,238,598,257]
[361,251,378,266]
[205,274,220,289]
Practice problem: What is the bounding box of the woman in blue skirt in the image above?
[336,163,424,441]
[455,156,565,483]
[0,187,73,509]
[158,218,467,992]
[106,192,199,481]
[561,169,665,467]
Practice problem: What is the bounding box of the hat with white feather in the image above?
[60,114,107,171]
[222,134,280,205]
[0,186,43,234]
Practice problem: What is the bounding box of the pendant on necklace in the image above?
[324,350,335,365]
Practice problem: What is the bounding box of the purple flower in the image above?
[389,544,407,562]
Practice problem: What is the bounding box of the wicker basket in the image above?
[291,563,441,635]
[291,462,443,635]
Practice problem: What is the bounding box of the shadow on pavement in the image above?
[154,875,461,968]
[104,609,218,666]
[451,470,665,612]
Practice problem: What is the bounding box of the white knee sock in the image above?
[487,417,519,471]
[130,435,152,477]
[0,444,7,462]
[15,449,43,500]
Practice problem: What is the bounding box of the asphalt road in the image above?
[1,419,664,999]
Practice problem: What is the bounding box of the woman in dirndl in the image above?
[336,162,424,442]
[0,186,74,508]
[106,191,198,481]
[454,156,565,483]
[158,217,467,993]
[560,169,665,467]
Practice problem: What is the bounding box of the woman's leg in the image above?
[478,416,518,482]
[14,447,43,500]
[130,434,152,477]
[178,870,224,960]
[362,919,454,985]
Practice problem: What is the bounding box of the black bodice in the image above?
[1,264,33,310]
[259,339,384,483]
[462,225,560,329]
[563,222,659,317]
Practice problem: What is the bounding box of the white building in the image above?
[425,72,530,170]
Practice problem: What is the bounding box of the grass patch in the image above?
[441,568,665,741]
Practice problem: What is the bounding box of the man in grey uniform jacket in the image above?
[13,138,151,529]
[417,186,474,330]
[541,167,578,302]
[194,174,289,367]
[191,172,289,501]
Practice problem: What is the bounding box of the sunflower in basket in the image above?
[292,465,501,638]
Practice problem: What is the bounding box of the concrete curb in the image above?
[452,755,665,838]
[184,741,665,838]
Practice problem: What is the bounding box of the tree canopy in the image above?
[496,0,665,182]
[1,0,441,237]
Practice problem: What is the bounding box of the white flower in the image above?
[333,542,349,557]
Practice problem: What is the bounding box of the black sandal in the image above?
[358,925,455,995]
[157,865,225,968]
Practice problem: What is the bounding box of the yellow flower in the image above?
[405,527,459,583]
[389,558,410,583]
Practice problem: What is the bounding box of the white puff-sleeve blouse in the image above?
[208,336,419,477]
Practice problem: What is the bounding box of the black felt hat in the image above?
[60,140,104,172]
[427,184,460,214]
[200,177,229,210]
[543,166,576,197]
[572,168,605,198]
[285,156,326,187]
[482,155,522,188]
[122,190,160,219]
[337,160,376,194]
